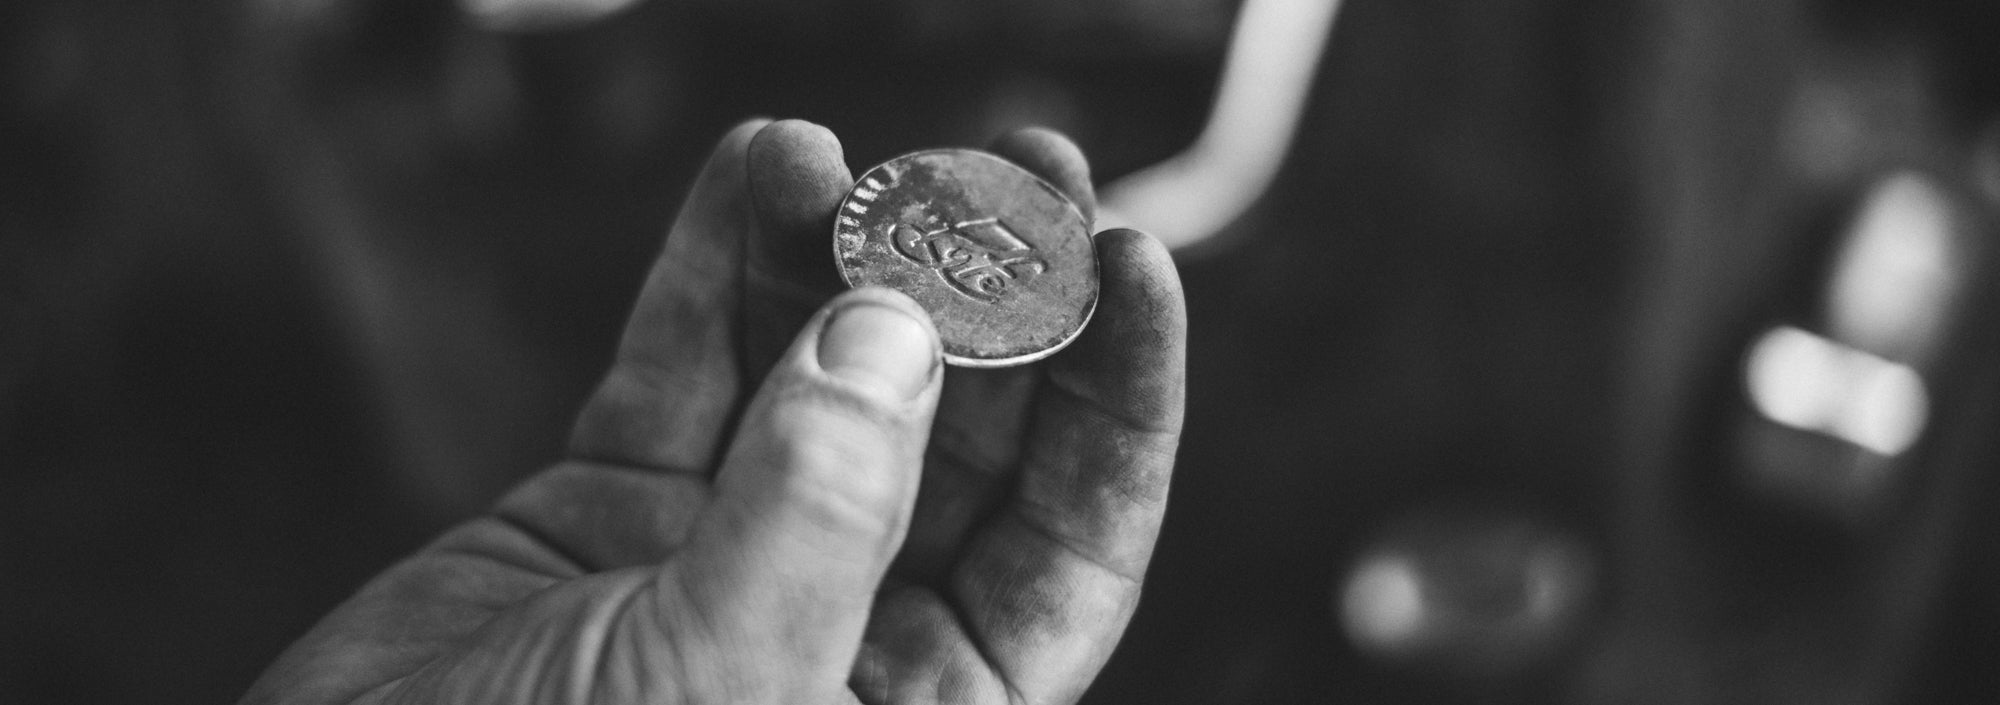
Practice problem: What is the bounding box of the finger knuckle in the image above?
[768,401,914,534]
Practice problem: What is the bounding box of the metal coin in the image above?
[833,149,1098,368]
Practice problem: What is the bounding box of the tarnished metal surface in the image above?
[833,149,1098,367]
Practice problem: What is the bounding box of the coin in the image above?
[833,149,1098,368]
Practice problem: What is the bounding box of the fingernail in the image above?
[818,302,937,400]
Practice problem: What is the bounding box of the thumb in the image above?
[665,286,942,700]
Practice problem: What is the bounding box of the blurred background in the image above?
[5,0,2000,702]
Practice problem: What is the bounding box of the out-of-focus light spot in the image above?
[1335,510,1595,678]
[1744,325,1928,456]
[1745,327,1836,428]
[1341,555,1427,655]
[458,0,642,32]
[1824,173,1963,364]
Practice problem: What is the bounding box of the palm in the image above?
[241,121,1184,705]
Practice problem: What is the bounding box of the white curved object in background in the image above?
[1099,0,1343,252]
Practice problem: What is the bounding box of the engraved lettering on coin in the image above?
[889,216,1049,304]
[833,149,1097,368]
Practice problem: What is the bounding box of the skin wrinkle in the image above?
[1003,498,1151,588]
[556,438,673,483]
[569,364,730,470]
[489,463,712,570]
[936,658,976,705]
[950,535,1041,705]
[486,508,601,577]
[320,586,499,701]
[937,586,1032,705]
[853,634,892,704]
[617,282,735,370]
[745,380,923,544]
[1044,355,1180,431]
[858,591,920,699]
[1020,406,1175,526]
[978,518,1114,635]
[351,673,406,705]
[866,581,1014,704]
[1021,388,1178,556]
[566,575,649,704]
[657,566,730,701]
[894,441,1019,584]
[618,578,700,705]
[370,572,591,705]
[427,516,573,572]
[1039,375,1181,438]
[968,543,1128,705]
[662,496,768,663]
[551,457,710,480]
[1052,373,1179,431]
[606,576,691,704]
[418,547,577,604]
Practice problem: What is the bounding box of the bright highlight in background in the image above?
[1824,173,1964,364]
[1744,325,1928,456]
[1336,512,1594,678]
[1342,555,1428,655]
[1099,0,1342,250]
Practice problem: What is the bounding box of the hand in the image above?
[241,119,1187,705]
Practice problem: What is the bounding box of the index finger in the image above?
[507,120,767,572]
[567,118,769,472]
